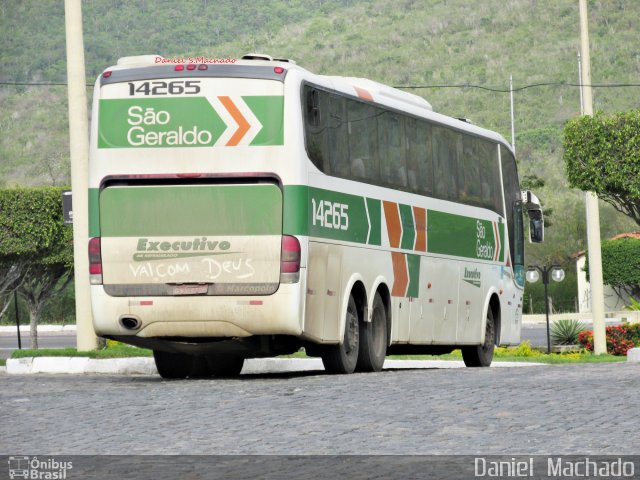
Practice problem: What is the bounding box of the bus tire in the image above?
[206,355,244,377]
[153,350,194,379]
[190,356,213,378]
[356,293,387,372]
[462,308,496,367]
[321,293,360,374]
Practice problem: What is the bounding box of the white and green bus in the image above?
[89,53,544,378]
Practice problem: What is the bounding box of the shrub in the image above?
[578,323,640,356]
[585,237,640,302]
[494,341,543,358]
[551,319,586,345]
[626,298,640,311]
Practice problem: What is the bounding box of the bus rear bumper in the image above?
[90,281,305,340]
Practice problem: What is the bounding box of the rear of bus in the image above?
[88,55,306,364]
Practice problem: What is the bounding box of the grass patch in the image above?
[387,342,625,364]
[0,358,6,367]
[11,343,152,359]
[7,341,626,364]
[292,341,625,364]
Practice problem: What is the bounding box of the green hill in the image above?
[1,0,638,273]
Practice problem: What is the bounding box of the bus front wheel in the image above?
[322,294,360,374]
[356,293,387,372]
[462,308,496,367]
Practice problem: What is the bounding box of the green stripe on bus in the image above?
[92,183,505,262]
[89,188,100,237]
[407,254,420,298]
[366,198,381,246]
[283,185,309,235]
[399,204,415,250]
[243,96,285,146]
[99,184,282,237]
[307,188,369,243]
[428,211,500,261]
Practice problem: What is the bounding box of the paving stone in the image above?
[0,363,637,455]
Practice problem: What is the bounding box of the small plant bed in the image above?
[11,343,152,359]
[388,350,624,364]
[0,358,6,367]
[578,323,640,356]
[296,342,625,364]
[551,319,586,346]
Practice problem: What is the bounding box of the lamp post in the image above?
[526,265,565,353]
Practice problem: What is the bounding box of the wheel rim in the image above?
[344,304,359,354]
[371,303,386,356]
[482,314,495,353]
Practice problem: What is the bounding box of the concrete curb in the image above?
[4,357,546,375]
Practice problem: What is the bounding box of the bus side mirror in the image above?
[522,190,544,243]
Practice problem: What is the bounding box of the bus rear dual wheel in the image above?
[153,350,244,379]
[321,292,387,374]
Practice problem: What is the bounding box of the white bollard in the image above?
[627,348,640,363]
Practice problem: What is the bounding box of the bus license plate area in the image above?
[169,285,209,295]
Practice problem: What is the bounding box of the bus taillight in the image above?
[88,237,103,285]
[280,235,300,284]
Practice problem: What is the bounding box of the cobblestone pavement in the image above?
[1,363,638,455]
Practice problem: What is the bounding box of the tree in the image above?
[586,237,640,304]
[0,187,73,348]
[0,262,28,320]
[563,110,640,226]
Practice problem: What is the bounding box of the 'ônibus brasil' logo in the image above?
[133,237,235,261]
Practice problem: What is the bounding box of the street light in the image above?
[526,264,565,353]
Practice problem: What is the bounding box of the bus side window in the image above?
[501,146,523,267]
[433,126,459,202]
[405,118,418,191]
[306,88,320,127]
[304,86,328,172]
[459,136,478,205]
[327,95,350,177]
[479,142,502,215]
[347,99,379,183]
[416,121,433,196]
[379,112,407,188]
[406,119,433,195]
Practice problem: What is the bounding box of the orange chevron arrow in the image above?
[383,201,402,248]
[391,252,409,297]
[218,96,250,146]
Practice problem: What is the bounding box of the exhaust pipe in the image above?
[119,316,141,331]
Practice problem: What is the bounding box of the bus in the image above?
[89,53,544,378]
